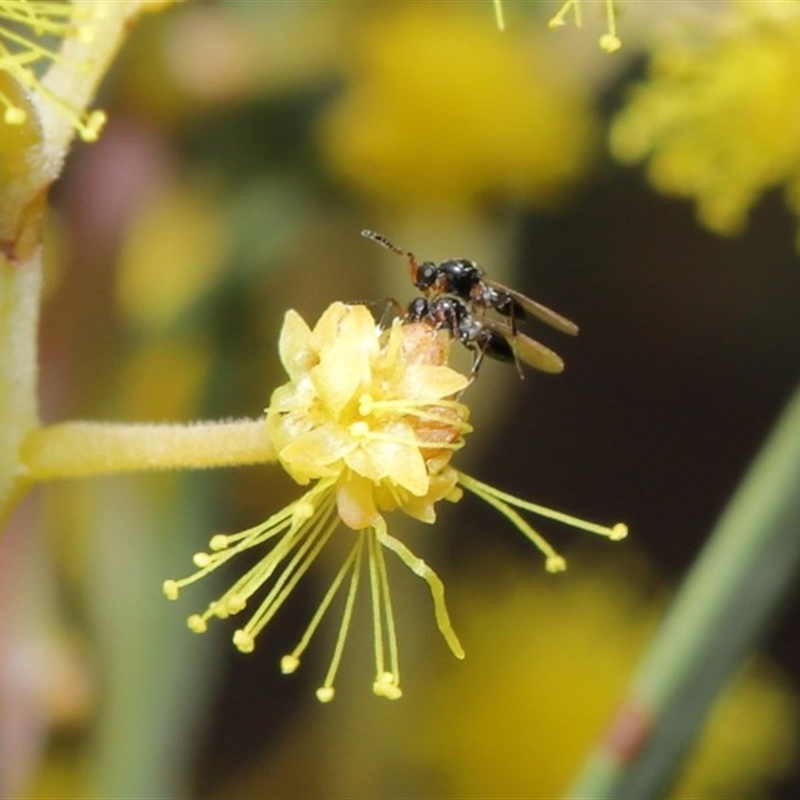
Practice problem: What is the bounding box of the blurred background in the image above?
[2,1,800,797]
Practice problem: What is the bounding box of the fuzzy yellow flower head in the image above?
[610,1,800,243]
[164,302,626,702]
[317,3,596,209]
[266,302,470,529]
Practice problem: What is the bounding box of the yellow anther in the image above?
[233,629,255,653]
[281,655,300,674]
[600,33,622,53]
[187,615,207,633]
[209,534,229,551]
[224,595,246,615]
[546,555,568,573]
[162,580,180,600]
[316,686,335,703]
[610,523,629,541]
[192,552,211,568]
[293,500,315,522]
[373,672,403,700]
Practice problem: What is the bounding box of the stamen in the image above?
[458,471,627,541]
[457,472,567,571]
[372,529,401,693]
[281,533,362,671]
[373,671,402,700]
[375,518,465,659]
[548,0,581,29]
[493,0,505,31]
[368,528,386,679]
[600,0,621,52]
[367,527,401,696]
[316,533,366,702]
[236,494,339,641]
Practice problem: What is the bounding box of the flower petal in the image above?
[336,472,379,530]
[279,310,315,382]
[278,424,356,483]
[344,421,430,496]
[311,305,378,417]
[397,364,469,401]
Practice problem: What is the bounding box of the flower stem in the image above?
[0,255,41,523]
[19,418,276,482]
[565,379,800,798]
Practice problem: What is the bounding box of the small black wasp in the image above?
[361,229,578,377]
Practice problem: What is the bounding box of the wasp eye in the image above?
[406,297,428,321]
[415,262,438,290]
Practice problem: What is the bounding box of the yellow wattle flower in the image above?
[164,302,626,701]
[610,1,800,243]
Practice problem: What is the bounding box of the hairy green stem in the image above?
[19,418,276,482]
[566,379,800,798]
[0,255,41,523]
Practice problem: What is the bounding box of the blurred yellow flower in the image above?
[317,3,596,209]
[399,554,800,799]
[115,183,228,331]
[164,302,625,701]
[611,1,800,244]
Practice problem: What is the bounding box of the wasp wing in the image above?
[485,278,579,336]
[485,320,565,374]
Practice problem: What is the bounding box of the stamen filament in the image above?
[376,520,465,659]
[317,533,365,702]
[240,495,339,641]
[282,536,362,671]
[493,0,505,31]
[458,471,627,540]
[549,0,581,29]
[373,530,400,689]
[368,528,386,678]
[457,472,566,572]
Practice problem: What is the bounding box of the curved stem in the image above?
[566,378,800,798]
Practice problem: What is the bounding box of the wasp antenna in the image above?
[361,229,421,284]
[361,229,407,256]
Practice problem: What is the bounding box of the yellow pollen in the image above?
[209,534,229,551]
[281,655,300,674]
[316,687,335,703]
[224,595,247,615]
[293,500,315,522]
[187,615,207,634]
[233,630,255,653]
[610,523,629,541]
[209,600,232,619]
[192,552,211,568]
[546,555,568,573]
[600,33,622,53]
[162,580,179,600]
[373,671,403,700]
